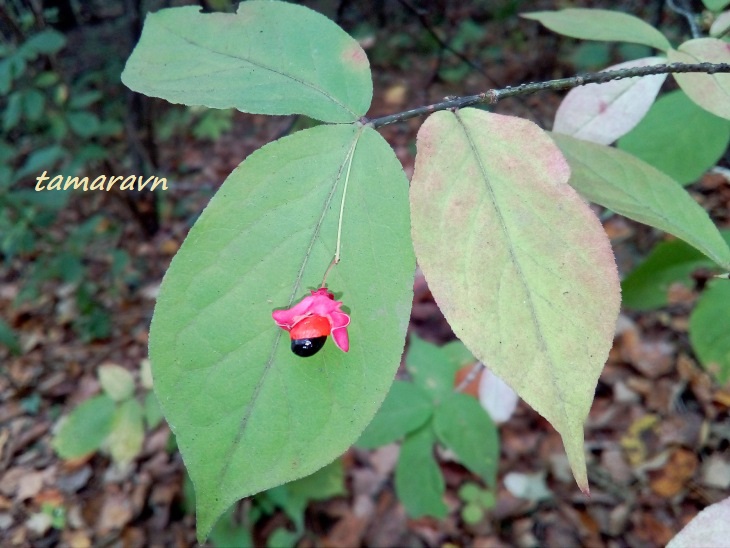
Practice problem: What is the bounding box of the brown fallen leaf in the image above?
[649,448,698,497]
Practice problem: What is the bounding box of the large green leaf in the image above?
[690,281,730,384]
[149,123,414,541]
[553,133,730,269]
[356,380,433,449]
[521,9,671,51]
[617,90,730,185]
[410,108,621,492]
[394,425,447,519]
[669,39,730,121]
[122,2,372,123]
[433,393,499,486]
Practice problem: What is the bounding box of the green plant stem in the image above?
[368,62,730,129]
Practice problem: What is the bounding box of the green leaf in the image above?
[410,109,621,493]
[209,507,254,548]
[394,425,447,519]
[442,340,476,369]
[66,111,101,138]
[356,380,433,449]
[149,123,414,541]
[668,39,730,121]
[458,482,481,503]
[266,528,299,548]
[98,364,136,402]
[52,394,115,459]
[690,281,730,383]
[144,391,164,430]
[106,398,145,465]
[23,90,45,121]
[15,146,65,180]
[433,393,499,486]
[622,240,714,310]
[3,92,22,131]
[277,459,345,531]
[405,335,459,403]
[122,2,372,123]
[617,90,730,184]
[287,458,345,503]
[462,503,484,524]
[0,318,20,355]
[703,0,730,10]
[521,9,671,51]
[19,30,67,58]
[553,132,730,269]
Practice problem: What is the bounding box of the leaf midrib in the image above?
[453,110,573,428]
[216,127,364,487]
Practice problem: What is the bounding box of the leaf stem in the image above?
[321,128,362,287]
[367,62,730,129]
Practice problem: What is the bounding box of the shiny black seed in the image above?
[291,336,327,357]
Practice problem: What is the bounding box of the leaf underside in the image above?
[553,132,730,269]
[122,1,372,122]
[149,124,414,540]
[410,108,621,492]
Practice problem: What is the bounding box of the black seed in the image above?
[291,336,327,357]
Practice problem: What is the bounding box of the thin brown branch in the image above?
[368,62,730,129]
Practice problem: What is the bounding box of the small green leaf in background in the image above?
[617,90,730,185]
[149,123,414,541]
[144,392,164,430]
[106,399,145,465]
[265,459,345,532]
[98,363,135,402]
[703,0,730,10]
[433,393,499,486]
[209,507,254,548]
[690,281,730,384]
[406,335,460,403]
[410,108,621,493]
[553,132,730,269]
[395,425,447,519]
[356,380,433,449]
[0,318,20,355]
[19,29,67,58]
[621,235,730,310]
[66,111,101,138]
[267,528,299,548]
[441,340,476,369]
[521,9,671,51]
[52,394,115,459]
[621,245,704,310]
[122,1,372,123]
[668,38,730,121]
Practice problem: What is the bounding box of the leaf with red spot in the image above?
[122,1,372,122]
[553,57,667,145]
[410,108,621,492]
